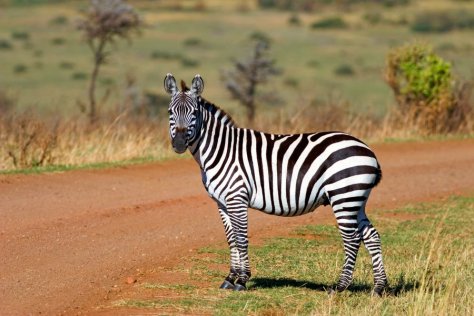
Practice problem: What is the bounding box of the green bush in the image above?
[411,10,474,33]
[59,61,74,69]
[51,37,66,45]
[0,39,13,50]
[386,44,451,101]
[49,15,68,25]
[311,16,347,29]
[13,64,28,73]
[180,57,199,68]
[384,43,470,134]
[363,11,383,25]
[72,72,88,80]
[150,50,179,60]
[11,31,30,41]
[334,64,355,76]
[288,13,302,26]
[183,37,202,47]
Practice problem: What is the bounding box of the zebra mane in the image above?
[180,80,236,127]
[198,96,237,127]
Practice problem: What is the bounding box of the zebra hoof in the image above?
[372,287,385,297]
[233,283,247,291]
[327,287,338,296]
[219,280,235,290]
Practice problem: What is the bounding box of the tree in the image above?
[77,0,141,123]
[223,39,280,124]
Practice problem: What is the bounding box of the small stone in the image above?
[126,276,137,284]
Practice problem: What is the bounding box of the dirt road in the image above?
[1,139,473,315]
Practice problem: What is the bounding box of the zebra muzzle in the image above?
[172,130,188,154]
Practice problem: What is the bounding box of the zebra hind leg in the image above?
[358,208,388,296]
[332,205,362,293]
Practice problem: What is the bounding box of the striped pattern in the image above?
[165,74,387,294]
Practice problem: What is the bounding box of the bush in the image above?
[13,64,27,73]
[180,57,199,68]
[59,61,75,69]
[150,50,178,60]
[72,72,88,80]
[311,16,347,29]
[51,37,66,45]
[385,43,471,134]
[11,31,30,41]
[49,15,68,25]
[411,10,474,33]
[334,64,355,76]
[0,39,13,50]
[288,13,302,26]
[183,37,202,47]
[363,11,383,25]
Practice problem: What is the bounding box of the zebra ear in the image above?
[164,73,178,95]
[191,74,204,96]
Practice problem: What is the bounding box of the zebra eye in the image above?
[168,109,172,115]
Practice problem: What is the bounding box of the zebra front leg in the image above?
[217,206,240,290]
[227,194,251,291]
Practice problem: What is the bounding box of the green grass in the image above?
[0,1,473,119]
[113,196,474,315]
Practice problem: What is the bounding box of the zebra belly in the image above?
[249,182,327,216]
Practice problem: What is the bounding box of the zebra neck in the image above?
[190,109,235,172]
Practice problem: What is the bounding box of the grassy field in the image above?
[0,0,473,118]
[113,196,474,315]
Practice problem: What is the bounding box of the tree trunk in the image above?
[88,38,106,124]
[88,61,100,124]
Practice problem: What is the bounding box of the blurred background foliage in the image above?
[0,0,473,170]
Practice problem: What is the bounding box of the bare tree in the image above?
[77,0,141,124]
[223,40,280,124]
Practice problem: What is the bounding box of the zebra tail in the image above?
[373,163,382,187]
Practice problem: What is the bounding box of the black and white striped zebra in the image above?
[164,73,388,295]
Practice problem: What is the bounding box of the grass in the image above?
[112,196,474,315]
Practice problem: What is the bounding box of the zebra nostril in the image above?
[176,127,187,133]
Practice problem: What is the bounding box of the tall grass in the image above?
[0,110,172,171]
[1,95,473,171]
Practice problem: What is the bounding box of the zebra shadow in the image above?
[250,277,419,296]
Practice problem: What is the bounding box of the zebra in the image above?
[164,73,388,295]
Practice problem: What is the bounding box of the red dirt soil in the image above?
[1,139,473,315]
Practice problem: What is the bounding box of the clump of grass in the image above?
[11,30,30,41]
[334,63,355,76]
[180,56,200,68]
[72,72,88,80]
[59,61,75,69]
[0,39,13,50]
[150,50,180,60]
[183,37,203,47]
[13,64,28,74]
[49,15,68,25]
[311,16,348,29]
[288,13,302,26]
[51,37,66,45]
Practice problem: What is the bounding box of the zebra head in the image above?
[164,73,204,154]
